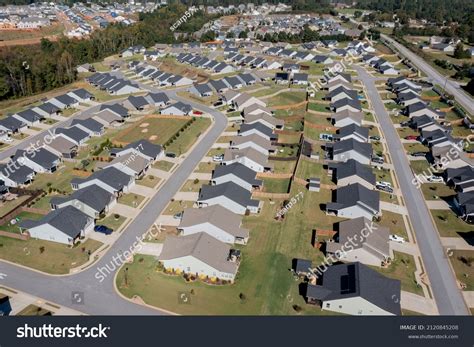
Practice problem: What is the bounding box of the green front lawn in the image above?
[152,160,175,172]
[374,251,423,296]
[97,214,126,232]
[195,162,217,173]
[410,160,432,175]
[181,180,206,192]
[421,184,455,200]
[0,238,102,274]
[267,91,307,107]
[118,193,146,208]
[164,200,195,215]
[450,250,474,291]
[136,175,161,189]
[431,210,473,238]
[378,211,408,239]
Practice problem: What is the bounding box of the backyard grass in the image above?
[116,186,344,315]
[374,251,423,296]
[421,184,454,200]
[261,178,291,193]
[136,175,161,189]
[29,162,77,194]
[267,91,306,107]
[97,214,126,232]
[449,250,474,291]
[397,127,419,138]
[17,305,52,316]
[0,195,31,216]
[195,162,217,173]
[378,211,408,239]
[271,160,297,174]
[181,180,206,192]
[0,211,44,233]
[0,238,102,274]
[277,132,302,144]
[294,159,332,185]
[163,200,195,215]
[118,193,146,208]
[152,160,175,172]
[431,210,473,238]
[308,103,330,113]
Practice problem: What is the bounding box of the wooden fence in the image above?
[0,230,29,240]
[252,191,290,199]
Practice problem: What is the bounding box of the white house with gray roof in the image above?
[211,162,263,191]
[158,232,240,282]
[305,262,401,315]
[178,205,249,244]
[326,183,380,220]
[197,181,261,215]
[19,206,94,245]
[71,167,134,196]
[326,217,390,266]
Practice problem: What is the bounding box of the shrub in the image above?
[39,246,45,254]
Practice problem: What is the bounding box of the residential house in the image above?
[326,217,390,266]
[12,148,60,174]
[329,159,376,189]
[222,147,273,173]
[178,205,250,244]
[305,262,401,315]
[327,139,372,165]
[197,182,261,215]
[158,232,240,282]
[326,183,380,220]
[211,162,263,191]
[19,206,94,246]
[70,167,134,196]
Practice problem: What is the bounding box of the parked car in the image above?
[410,152,426,157]
[173,212,183,220]
[389,234,405,243]
[405,135,419,141]
[213,101,223,107]
[213,154,224,162]
[371,156,384,164]
[400,121,410,127]
[227,108,236,113]
[165,152,177,158]
[94,225,113,235]
[369,135,381,141]
[319,133,334,141]
[376,181,392,188]
[376,184,394,193]
[193,110,203,115]
[427,175,444,183]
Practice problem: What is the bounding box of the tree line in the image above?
[0,2,217,101]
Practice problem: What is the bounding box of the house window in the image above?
[326,303,330,308]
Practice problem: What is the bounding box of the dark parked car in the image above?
[410,152,426,157]
[400,121,410,127]
[369,135,381,141]
[376,184,394,193]
[165,152,177,158]
[94,225,113,235]
[371,156,384,164]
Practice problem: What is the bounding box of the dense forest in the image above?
[0,2,216,100]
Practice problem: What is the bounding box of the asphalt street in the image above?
[0,88,228,315]
[356,65,469,315]
[381,34,474,115]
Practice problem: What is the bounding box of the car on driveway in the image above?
[400,121,410,127]
[369,135,381,141]
[405,135,419,141]
[389,234,405,243]
[193,110,203,115]
[376,182,394,193]
[410,151,426,157]
[319,133,334,141]
[213,154,224,162]
[427,175,444,183]
[166,152,177,158]
[371,156,384,164]
[94,225,113,235]
[173,212,183,220]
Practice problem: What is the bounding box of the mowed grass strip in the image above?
[0,238,102,274]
